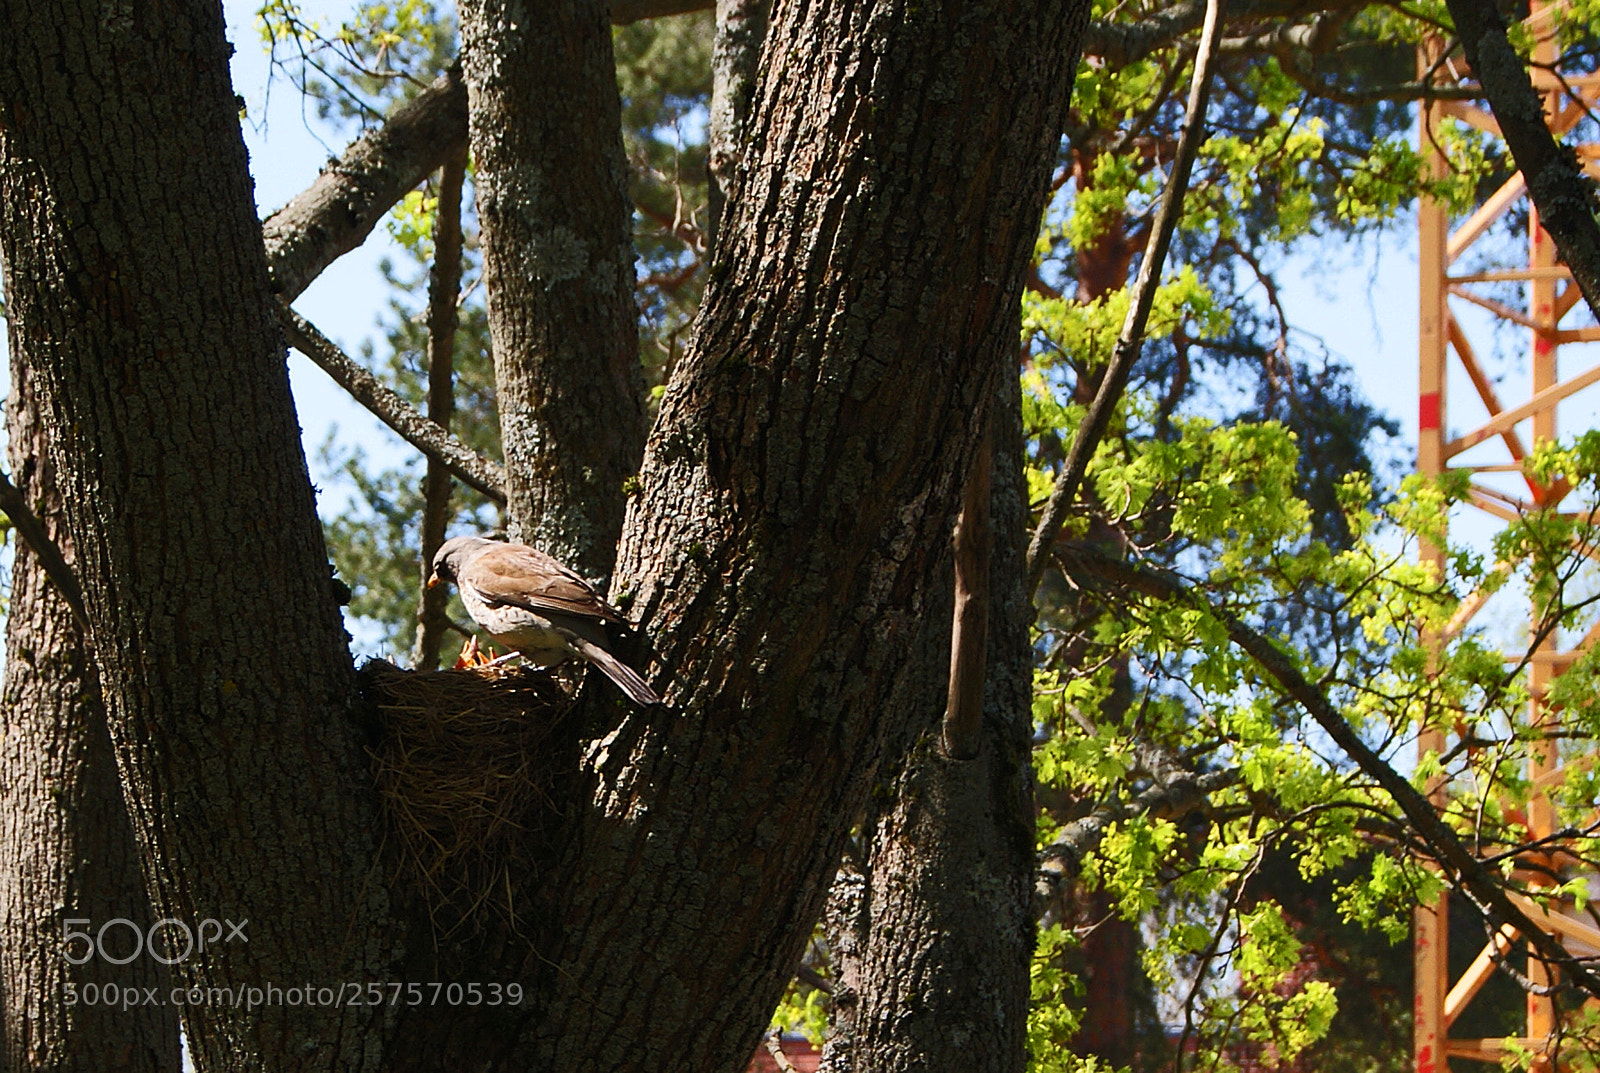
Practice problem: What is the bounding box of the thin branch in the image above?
[764,1031,798,1073]
[412,147,470,671]
[1220,236,1290,375]
[276,302,507,503]
[0,470,88,631]
[795,964,833,995]
[1175,844,1266,1073]
[1106,59,1185,157]
[1024,0,1224,597]
[1056,538,1600,1001]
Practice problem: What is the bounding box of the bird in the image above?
[426,535,662,707]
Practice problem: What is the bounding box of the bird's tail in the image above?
[571,637,664,707]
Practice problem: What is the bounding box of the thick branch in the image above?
[1025,0,1223,596]
[611,0,710,17]
[1057,539,1600,1000]
[606,0,1356,76]
[1443,0,1600,322]
[276,302,507,502]
[1036,762,1237,902]
[1218,10,1345,54]
[1079,0,1357,70]
[1077,1,1478,105]
[1079,0,1206,68]
[261,67,468,304]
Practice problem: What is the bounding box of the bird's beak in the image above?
[426,574,441,589]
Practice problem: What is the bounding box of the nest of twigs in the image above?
[357,659,575,934]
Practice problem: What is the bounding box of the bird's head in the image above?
[427,535,496,589]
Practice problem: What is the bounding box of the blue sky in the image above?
[227,1,419,490]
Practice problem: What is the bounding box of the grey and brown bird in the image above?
[427,535,662,707]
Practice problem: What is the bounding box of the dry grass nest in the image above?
[357,659,575,933]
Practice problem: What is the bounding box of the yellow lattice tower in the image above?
[1415,7,1600,1071]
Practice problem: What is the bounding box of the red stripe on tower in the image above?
[1419,392,1441,431]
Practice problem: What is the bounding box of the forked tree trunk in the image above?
[0,0,1086,1068]
[518,0,1086,1067]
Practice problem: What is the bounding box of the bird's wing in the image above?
[460,543,627,624]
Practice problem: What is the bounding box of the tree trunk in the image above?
[706,0,769,255]
[519,0,1085,1067]
[0,0,1088,1068]
[458,0,645,577]
[0,1,395,1067]
[412,149,469,671]
[0,361,180,1072]
[820,376,1040,1073]
[1068,890,1142,1069]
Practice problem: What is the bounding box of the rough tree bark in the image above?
[0,361,180,1072]
[513,0,1085,1067]
[820,376,1042,1073]
[0,0,1088,1069]
[458,0,645,577]
[0,25,478,1073]
[0,1,398,1067]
